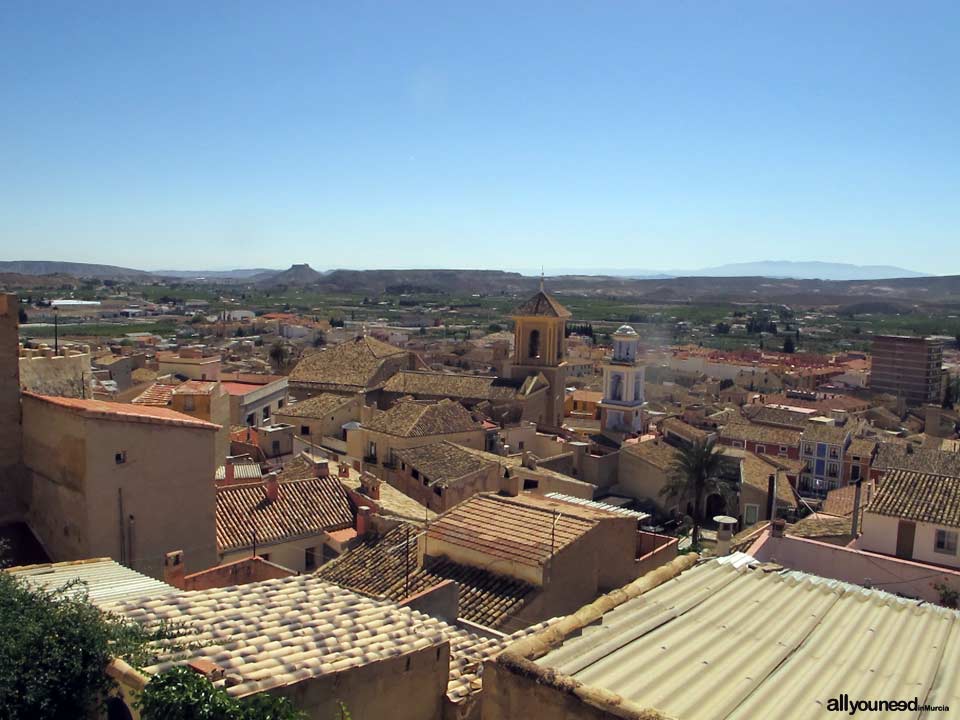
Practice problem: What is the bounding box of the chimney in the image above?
[766,473,777,521]
[314,459,329,478]
[356,505,372,537]
[264,474,280,502]
[163,550,185,589]
[771,519,786,538]
[851,478,863,537]
[360,473,381,500]
[338,462,350,478]
[224,462,235,485]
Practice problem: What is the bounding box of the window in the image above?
[305,547,316,571]
[262,407,271,421]
[412,468,420,480]
[433,486,443,496]
[278,399,285,409]
[935,529,958,555]
[528,329,541,359]
[272,440,280,455]
[779,445,788,456]
[301,425,309,436]
[756,445,766,455]
[261,553,271,562]
[183,396,195,411]
[246,413,255,426]
[851,465,861,481]
[827,462,839,479]
[523,478,539,490]
[115,451,127,465]
[803,443,813,456]
[829,447,839,459]
[744,504,759,525]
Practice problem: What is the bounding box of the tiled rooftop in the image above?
[511,290,572,318]
[103,575,547,704]
[395,441,499,486]
[620,439,679,470]
[6,558,178,605]
[731,450,798,507]
[743,405,810,430]
[719,420,801,448]
[383,370,522,402]
[427,494,604,570]
[364,398,482,438]
[787,513,856,540]
[172,380,219,395]
[289,336,408,392]
[800,422,850,445]
[872,442,960,476]
[276,393,355,418]
[131,382,175,407]
[317,525,535,629]
[660,417,710,443]
[216,471,354,552]
[866,468,960,528]
[23,391,219,430]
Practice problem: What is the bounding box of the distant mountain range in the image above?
[538,261,929,281]
[1,259,929,283]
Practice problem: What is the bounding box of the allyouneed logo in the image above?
[827,694,949,715]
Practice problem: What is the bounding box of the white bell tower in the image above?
[599,325,645,435]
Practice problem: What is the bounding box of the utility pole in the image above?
[53,305,59,354]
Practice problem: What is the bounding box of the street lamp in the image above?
[53,305,59,354]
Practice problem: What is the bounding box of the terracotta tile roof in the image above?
[801,422,850,446]
[660,417,710,444]
[103,574,547,704]
[872,443,960,476]
[719,420,801,448]
[511,290,572,318]
[383,370,522,402]
[277,393,356,418]
[395,441,498,487]
[743,405,810,430]
[131,382,175,406]
[23,391,218,430]
[426,494,600,569]
[364,399,482,438]
[866,469,960,528]
[787,513,854,540]
[317,525,535,629]
[289,336,408,392]
[730,450,798,507]
[172,380,218,395]
[847,437,877,458]
[216,473,354,552]
[620,439,680,470]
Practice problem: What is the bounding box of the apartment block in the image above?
[870,335,944,407]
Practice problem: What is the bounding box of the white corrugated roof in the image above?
[544,492,651,521]
[537,559,960,720]
[7,558,178,606]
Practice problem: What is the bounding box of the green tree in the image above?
[782,336,796,353]
[660,438,734,548]
[0,572,188,720]
[18,305,28,324]
[269,341,289,370]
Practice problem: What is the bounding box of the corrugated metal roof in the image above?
[7,558,178,606]
[544,492,651,522]
[215,462,263,481]
[536,560,960,720]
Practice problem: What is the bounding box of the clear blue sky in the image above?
[1,1,957,273]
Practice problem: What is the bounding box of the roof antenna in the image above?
[540,266,545,292]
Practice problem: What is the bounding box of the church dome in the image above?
[614,324,638,336]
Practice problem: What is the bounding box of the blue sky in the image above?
[1,1,957,273]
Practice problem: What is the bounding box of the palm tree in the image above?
[660,438,736,548]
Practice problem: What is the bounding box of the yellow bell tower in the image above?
[508,279,571,430]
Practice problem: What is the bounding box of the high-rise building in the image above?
[870,335,944,408]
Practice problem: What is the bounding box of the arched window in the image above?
[611,374,622,401]
[528,329,541,359]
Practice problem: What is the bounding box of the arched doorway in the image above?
[704,493,726,525]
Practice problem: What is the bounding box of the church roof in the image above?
[511,290,572,318]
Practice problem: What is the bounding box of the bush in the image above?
[0,572,188,720]
[138,667,306,720]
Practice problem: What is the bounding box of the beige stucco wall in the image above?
[389,464,501,514]
[276,395,361,443]
[348,427,487,476]
[221,534,331,574]
[858,512,900,557]
[482,658,618,720]
[22,395,218,579]
[617,451,675,512]
[158,357,221,380]
[19,351,92,398]
[266,643,450,720]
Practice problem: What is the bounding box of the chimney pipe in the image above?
[163,550,185,589]
[264,474,279,502]
[766,473,777,521]
[224,462,235,485]
[356,505,372,537]
[851,478,863,537]
[771,518,786,538]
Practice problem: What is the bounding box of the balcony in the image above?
[363,455,378,465]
